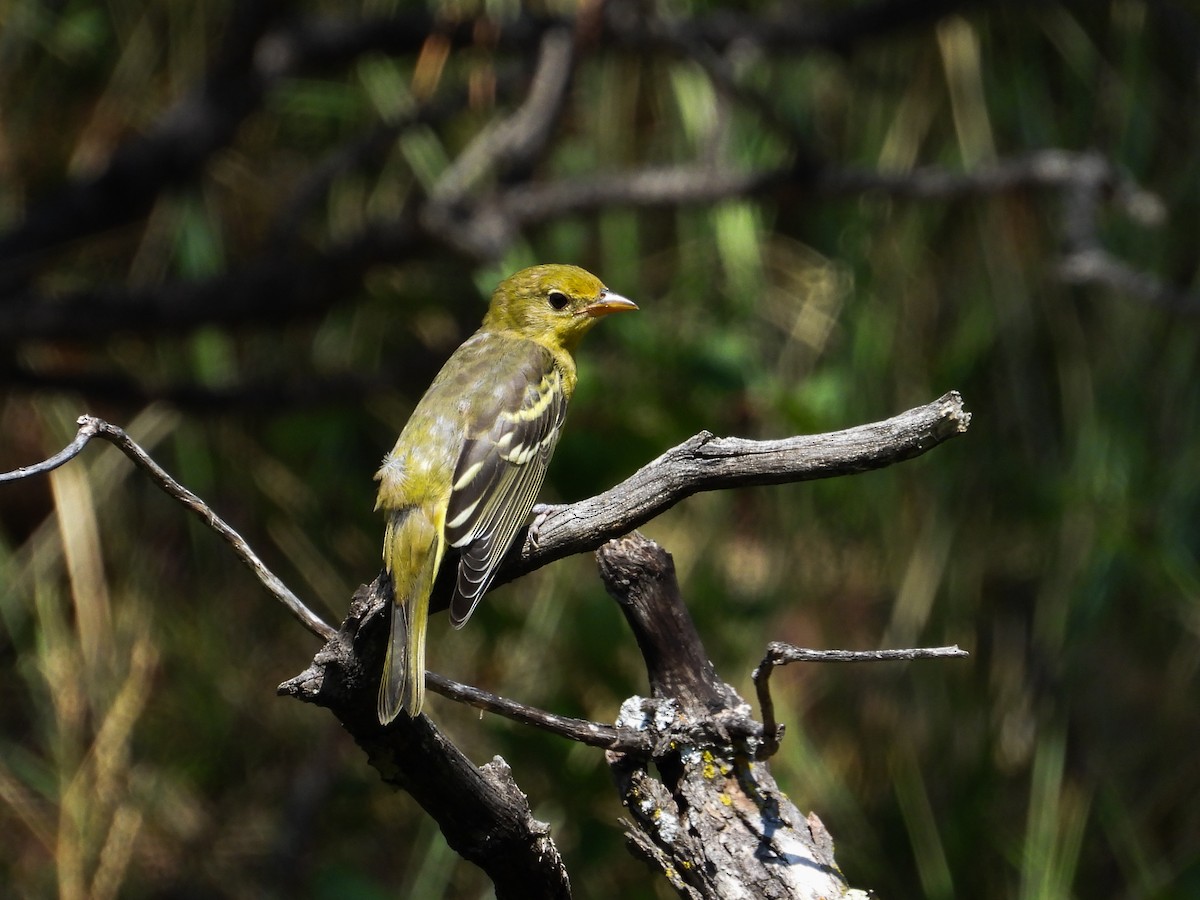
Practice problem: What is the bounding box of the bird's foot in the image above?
[528,504,555,549]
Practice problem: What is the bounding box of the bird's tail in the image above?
[378,506,445,724]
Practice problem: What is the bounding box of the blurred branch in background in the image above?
[1,2,1190,409]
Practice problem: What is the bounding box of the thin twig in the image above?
[752,641,969,760]
[425,672,650,752]
[0,427,93,482]
[0,415,336,642]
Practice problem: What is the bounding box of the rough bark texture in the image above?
[504,392,971,580]
[278,578,571,900]
[270,396,968,897]
[598,534,870,900]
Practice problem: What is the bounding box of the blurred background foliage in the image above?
[1,1,1199,898]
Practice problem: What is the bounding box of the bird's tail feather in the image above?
[377,508,444,724]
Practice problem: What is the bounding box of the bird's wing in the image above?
[444,345,568,627]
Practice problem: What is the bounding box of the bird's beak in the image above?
[582,291,638,318]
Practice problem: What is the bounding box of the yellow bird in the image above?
[375,264,637,723]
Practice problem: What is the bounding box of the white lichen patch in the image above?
[654,807,680,843]
[616,696,679,732]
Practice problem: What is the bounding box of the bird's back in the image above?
[375,329,569,511]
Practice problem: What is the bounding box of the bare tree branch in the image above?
[500,148,1164,215]
[426,671,650,752]
[1048,149,1195,311]
[752,642,970,760]
[0,427,94,483]
[0,392,969,653]
[499,391,971,585]
[1,391,967,653]
[0,144,1179,348]
[0,415,336,641]
[597,533,870,899]
[2,390,969,897]
[279,392,968,897]
[277,581,572,900]
[2,0,968,281]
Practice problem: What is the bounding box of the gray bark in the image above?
[598,533,870,900]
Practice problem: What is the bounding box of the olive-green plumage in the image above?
[375,264,637,723]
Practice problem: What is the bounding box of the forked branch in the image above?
[1,392,971,899]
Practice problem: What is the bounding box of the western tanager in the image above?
[375,264,637,723]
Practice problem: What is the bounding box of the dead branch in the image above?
[0,415,336,641]
[276,581,571,900]
[3,392,970,897]
[499,391,970,583]
[597,533,872,900]
[752,642,970,759]
[278,393,968,896]
[4,143,1180,354]
[4,393,969,634]
[426,670,651,752]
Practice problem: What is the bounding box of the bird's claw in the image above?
[528,504,554,549]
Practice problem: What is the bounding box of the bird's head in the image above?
[482,264,637,350]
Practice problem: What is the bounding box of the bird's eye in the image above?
[547,290,570,311]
